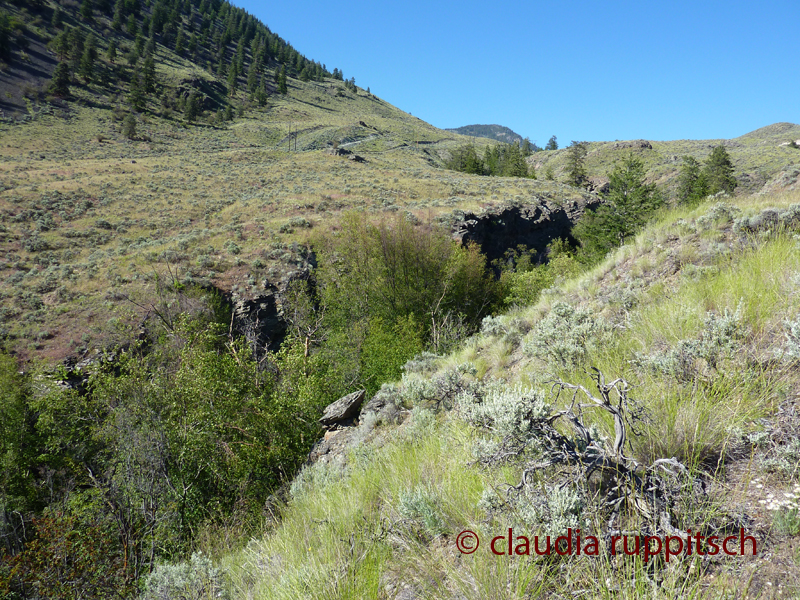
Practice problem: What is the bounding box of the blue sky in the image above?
[232,0,799,145]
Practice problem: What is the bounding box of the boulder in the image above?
[319,389,366,426]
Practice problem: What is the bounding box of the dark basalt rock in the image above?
[451,197,602,267]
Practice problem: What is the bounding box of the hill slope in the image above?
[445,124,524,144]
[530,123,800,196]
[0,0,593,363]
[218,186,800,599]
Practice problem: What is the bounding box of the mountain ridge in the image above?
[445,123,524,144]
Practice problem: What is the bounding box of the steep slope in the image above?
[216,186,800,599]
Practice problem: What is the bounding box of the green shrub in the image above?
[458,381,550,438]
[141,552,228,600]
[397,486,449,538]
[636,304,747,381]
[523,302,610,370]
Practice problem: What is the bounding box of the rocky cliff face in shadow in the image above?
[450,195,602,266]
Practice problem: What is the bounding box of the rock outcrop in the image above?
[319,389,367,427]
[450,196,602,266]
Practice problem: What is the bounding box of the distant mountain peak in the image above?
[445,124,524,144]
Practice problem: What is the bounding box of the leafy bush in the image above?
[523,302,610,370]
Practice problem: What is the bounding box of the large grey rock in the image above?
[319,389,366,426]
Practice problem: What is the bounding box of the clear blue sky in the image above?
[232,0,799,145]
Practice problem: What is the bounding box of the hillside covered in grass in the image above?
[529,123,800,196]
[211,188,800,600]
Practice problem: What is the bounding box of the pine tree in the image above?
[246,60,258,94]
[703,145,737,195]
[142,53,156,93]
[69,27,85,73]
[545,135,558,151]
[80,0,94,21]
[227,61,239,96]
[174,29,185,56]
[521,137,533,157]
[128,70,146,111]
[79,35,97,82]
[52,7,64,28]
[111,0,124,29]
[49,61,71,97]
[676,156,708,205]
[127,14,138,36]
[107,39,117,63]
[52,29,71,61]
[255,81,268,106]
[278,65,287,94]
[122,113,137,139]
[574,153,662,260]
[185,90,200,122]
[565,141,588,188]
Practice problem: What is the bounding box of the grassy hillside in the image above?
[530,123,800,196]
[209,187,800,600]
[445,124,525,145]
[2,0,600,363]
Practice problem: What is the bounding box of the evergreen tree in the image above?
[521,137,533,157]
[565,141,588,188]
[500,144,529,178]
[227,61,239,96]
[107,39,117,63]
[278,65,287,94]
[134,32,145,56]
[676,156,708,205]
[185,90,200,122]
[69,27,85,72]
[188,32,197,57]
[128,70,146,110]
[246,60,258,94]
[111,0,124,29]
[545,135,558,150]
[49,61,71,97]
[574,153,662,260]
[122,113,137,139]
[52,29,71,60]
[126,45,139,67]
[127,13,138,36]
[255,81,268,106]
[80,0,94,21]
[703,145,737,195]
[447,143,483,175]
[174,29,185,56]
[79,35,97,82]
[52,7,64,28]
[142,53,156,93]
